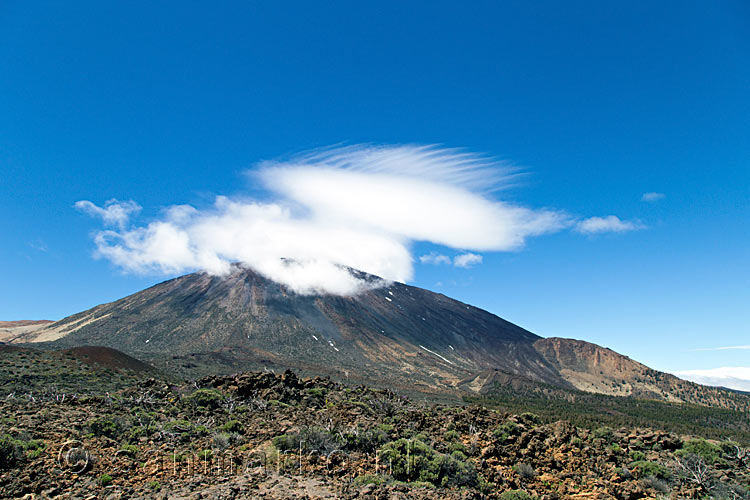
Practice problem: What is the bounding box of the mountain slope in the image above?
[0,320,53,343]
[0,344,158,394]
[532,337,750,410]
[32,265,563,391]
[17,265,750,411]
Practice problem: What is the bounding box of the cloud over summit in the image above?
[76,145,640,295]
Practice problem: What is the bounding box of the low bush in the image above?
[592,426,614,443]
[514,463,537,480]
[378,439,477,487]
[118,444,138,457]
[184,389,224,409]
[273,427,342,454]
[438,451,477,487]
[444,430,460,442]
[379,438,440,484]
[493,421,521,443]
[0,435,23,469]
[88,417,123,438]
[344,427,390,453]
[219,420,243,434]
[678,438,722,463]
[499,489,537,500]
[212,432,242,450]
[630,460,671,480]
[351,474,386,487]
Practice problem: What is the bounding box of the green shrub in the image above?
[629,450,646,462]
[88,417,122,438]
[493,421,521,443]
[352,474,386,487]
[119,444,138,457]
[0,436,47,466]
[592,427,614,443]
[499,489,537,500]
[447,441,467,454]
[378,439,477,487]
[184,389,224,409]
[438,451,478,487]
[679,438,722,463]
[273,427,342,454]
[630,460,671,480]
[380,438,441,484]
[212,432,243,450]
[0,435,23,469]
[344,428,390,453]
[377,423,394,434]
[99,473,113,487]
[570,437,583,447]
[148,480,161,491]
[444,430,460,442]
[520,412,540,425]
[272,434,299,452]
[126,426,148,442]
[219,420,243,434]
[630,439,645,450]
[306,388,326,399]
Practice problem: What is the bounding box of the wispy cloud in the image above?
[453,252,483,268]
[673,367,750,392]
[419,253,451,265]
[575,215,644,235]
[75,199,141,229]
[77,144,640,295]
[688,345,750,352]
[28,239,48,253]
[641,192,665,202]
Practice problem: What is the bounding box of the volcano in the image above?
[16,265,747,406]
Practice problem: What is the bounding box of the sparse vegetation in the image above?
[468,381,750,444]
[0,365,748,498]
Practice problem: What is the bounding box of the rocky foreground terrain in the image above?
[1,370,748,500]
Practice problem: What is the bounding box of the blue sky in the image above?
[1,1,748,380]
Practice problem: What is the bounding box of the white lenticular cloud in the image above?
[453,252,483,268]
[76,144,638,295]
[575,215,643,234]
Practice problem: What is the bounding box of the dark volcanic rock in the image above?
[41,265,563,391]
